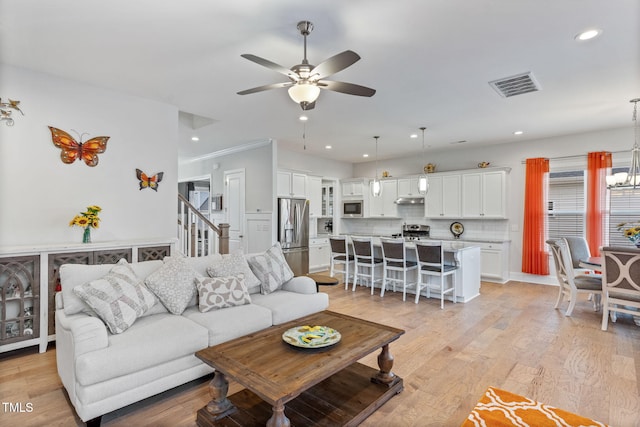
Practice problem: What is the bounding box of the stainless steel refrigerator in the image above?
[278,197,309,276]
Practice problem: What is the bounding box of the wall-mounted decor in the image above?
[48,126,110,167]
[136,169,164,191]
[0,98,24,126]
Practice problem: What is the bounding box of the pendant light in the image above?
[607,98,640,189]
[371,136,382,197]
[417,126,429,195]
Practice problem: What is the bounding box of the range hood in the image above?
[394,197,425,205]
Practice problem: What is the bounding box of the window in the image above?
[547,166,640,247]
[547,170,585,240]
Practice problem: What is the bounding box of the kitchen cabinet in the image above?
[397,177,422,197]
[307,176,322,218]
[369,179,398,217]
[309,237,330,272]
[321,183,334,217]
[425,174,461,218]
[341,179,366,199]
[475,241,510,283]
[461,170,507,218]
[277,170,307,198]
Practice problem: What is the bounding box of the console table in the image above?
[0,239,175,354]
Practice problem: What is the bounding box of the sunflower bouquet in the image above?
[617,221,640,247]
[70,205,101,243]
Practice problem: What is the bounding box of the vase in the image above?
[82,227,91,244]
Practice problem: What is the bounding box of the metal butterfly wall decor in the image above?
[48,126,110,167]
[136,169,164,191]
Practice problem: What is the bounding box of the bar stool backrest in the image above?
[415,241,443,266]
[329,236,348,255]
[380,238,406,262]
[352,237,373,259]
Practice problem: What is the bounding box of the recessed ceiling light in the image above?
[513,130,524,135]
[191,136,199,142]
[575,29,602,41]
[410,134,418,139]
[299,115,308,121]
[325,145,332,149]
[363,154,369,158]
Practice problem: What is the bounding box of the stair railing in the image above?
[178,194,229,256]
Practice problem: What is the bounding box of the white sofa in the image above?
[55,252,329,425]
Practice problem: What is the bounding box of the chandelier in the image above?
[0,98,24,126]
[607,98,640,189]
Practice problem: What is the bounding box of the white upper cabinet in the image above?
[369,179,398,217]
[461,170,507,218]
[397,177,422,197]
[277,170,307,198]
[341,179,365,199]
[425,174,461,218]
[307,176,322,217]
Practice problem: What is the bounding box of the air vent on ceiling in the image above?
[489,72,541,98]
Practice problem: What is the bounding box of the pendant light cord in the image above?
[374,136,380,177]
[420,127,426,166]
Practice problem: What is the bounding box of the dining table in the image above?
[579,256,602,270]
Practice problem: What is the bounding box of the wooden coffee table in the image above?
[195,310,405,427]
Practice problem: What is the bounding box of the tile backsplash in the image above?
[340,203,509,241]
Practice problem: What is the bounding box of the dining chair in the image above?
[546,239,602,316]
[379,237,418,301]
[414,240,458,308]
[350,236,383,293]
[564,236,600,277]
[329,235,354,289]
[599,246,640,331]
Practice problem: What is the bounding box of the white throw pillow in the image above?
[144,256,197,314]
[247,242,295,295]
[195,273,252,312]
[207,252,260,290]
[73,259,157,334]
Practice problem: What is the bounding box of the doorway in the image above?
[224,169,246,253]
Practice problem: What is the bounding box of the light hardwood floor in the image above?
[1,280,640,427]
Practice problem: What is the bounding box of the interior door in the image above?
[224,169,245,253]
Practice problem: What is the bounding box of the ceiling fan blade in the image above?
[317,80,376,97]
[311,50,361,80]
[240,54,299,80]
[237,82,294,95]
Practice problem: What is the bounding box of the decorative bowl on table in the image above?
[282,325,341,348]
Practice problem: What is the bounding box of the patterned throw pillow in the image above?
[73,259,157,334]
[195,273,252,312]
[144,256,197,314]
[207,252,260,290]
[247,242,295,295]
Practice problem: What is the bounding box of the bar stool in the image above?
[329,235,354,289]
[350,236,383,293]
[380,237,419,301]
[415,240,457,308]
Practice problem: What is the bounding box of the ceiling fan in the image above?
[237,21,376,110]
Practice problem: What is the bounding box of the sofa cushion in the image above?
[195,273,252,312]
[207,251,261,291]
[247,243,294,295]
[60,260,163,316]
[186,253,223,276]
[144,256,197,314]
[182,304,272,347]
[251,291,329,325]
[73,259,157,334]
[75,313,209,386]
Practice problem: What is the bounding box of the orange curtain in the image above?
[586,152,612,256]
[522,158,550,275]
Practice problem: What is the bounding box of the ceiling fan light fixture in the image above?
[288,83,320,104]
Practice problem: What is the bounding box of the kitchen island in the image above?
[363,237,482,303]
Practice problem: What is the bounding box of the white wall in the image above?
[0,64,178,247]
[278,148,353,179]
[352,127,633,276]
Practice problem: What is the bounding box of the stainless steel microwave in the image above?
[342,200,364,217]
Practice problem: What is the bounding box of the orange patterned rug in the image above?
[461,387,608,427]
